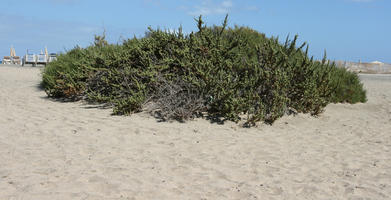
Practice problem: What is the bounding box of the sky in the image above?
[1,0,390,63]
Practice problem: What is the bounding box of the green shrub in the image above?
[42,47,93,99]
[42,15,367,125]
[329,67,367,103]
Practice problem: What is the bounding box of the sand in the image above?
[0,64,390,200]
[335,61,391,74]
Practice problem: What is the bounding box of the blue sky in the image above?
[1,0,390,63]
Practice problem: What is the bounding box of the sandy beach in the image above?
[0,64,390,199]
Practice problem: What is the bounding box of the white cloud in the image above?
[180,0,259,16]
[243,5,259,11]
[222,0,233,8]
[145,0,258,16]
[188,0,234,16]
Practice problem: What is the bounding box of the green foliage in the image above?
[42,47,92,99]
[329,67,367,103]
[42,15,367,125]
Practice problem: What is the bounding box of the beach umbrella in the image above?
[44,46,48,58]
[10,46,15,57]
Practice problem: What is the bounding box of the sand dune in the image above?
[1,65,390,200]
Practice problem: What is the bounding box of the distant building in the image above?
[335,60,391,74]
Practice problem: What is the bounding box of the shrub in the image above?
[42,47,93,99]
[329,67,367,103]
[42,15,367,125]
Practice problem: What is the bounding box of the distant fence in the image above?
[335,61,391,74]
